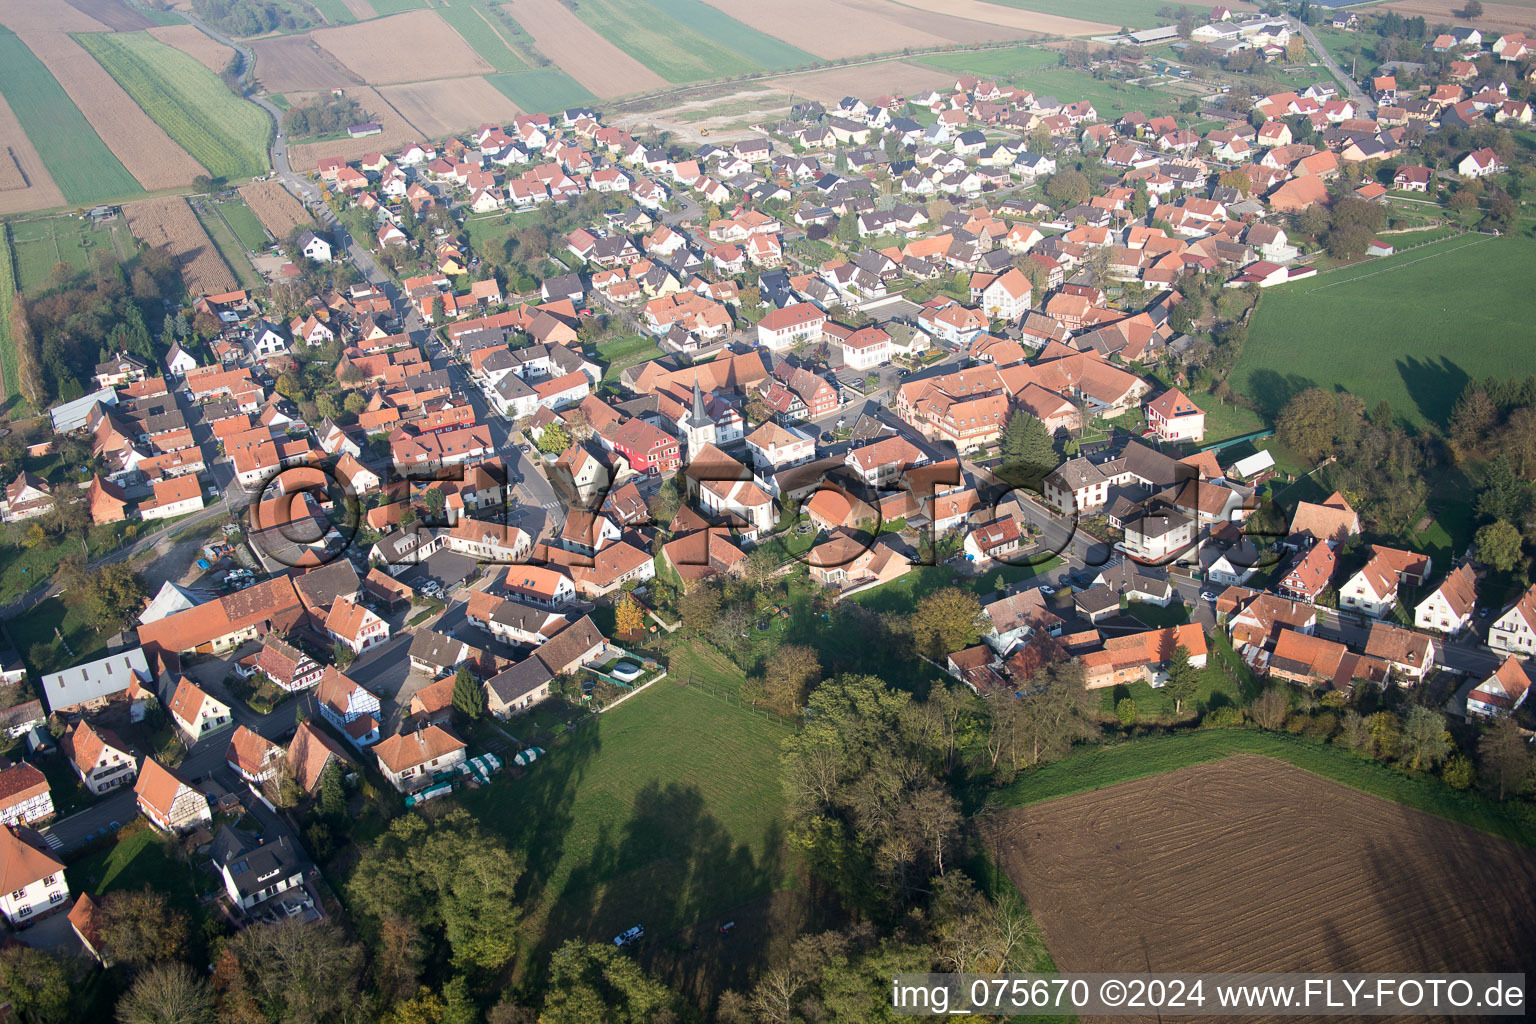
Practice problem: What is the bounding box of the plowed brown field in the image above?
[0,94,65,214]
[378,77,523,138]
[286,86,421,172]
[124,196,237,297]
[837,0,1036,44]
[147,23,236,73]
[16,29,207,190]
[251,35,360,94]
[503,0,668,96]
[238,180,313,238]
[311,9,492,84]
[698,0,941,59]
[994,755,1536,992]
[62,0,153,31]
[0,0,106,33]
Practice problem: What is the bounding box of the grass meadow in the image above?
[193,203,261,289]
[1235,229,1536,430]
[76,31,271,182]
[5,215,137,294]
[0,29,143,205]
[213,195,274,251]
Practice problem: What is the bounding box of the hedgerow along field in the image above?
[456,643,795,988]
[486,70,597,113]
[0,28,143,205]
[568,0,812,83]
[75,31,271,183]
[1235,229,1536,430]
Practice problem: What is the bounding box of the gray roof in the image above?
[211,826,306,902]
[40,647,150,713]
[486,657,553,706]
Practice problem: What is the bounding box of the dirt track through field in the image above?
[238,180,314,238]
[378,77,524,137]
[147,23,236,73]
[311,9,493,84]
[993,755,1536,998]
[503,0,669,97]
[0,94,66,214]
[15,29,208,190]
[285,86,423,172]
[125,196,237,297]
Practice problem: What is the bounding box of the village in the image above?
[1,3,1535,1016]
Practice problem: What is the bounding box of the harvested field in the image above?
[378,77,523,137]
[16,29,206,190]
[698,0,941,59]
[777,60,956,104]
[0,0,107,33]
[311,9,492,84]
[62,0,153,31]
[1383,0,1536,34]
[882,0,1113,38]
[0,94,66,215]
[238,180,314,238]
[994,755,1536,984]
[503,0,669,97]
[147,23,236,73]
[285,86,420,171]
[124,196,237,297]
[251,35,359,94]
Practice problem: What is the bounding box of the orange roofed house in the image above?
[134,757,212,834]
[373,725,467,793]
[1144,388,1205,443]
[1079,623,1207,689]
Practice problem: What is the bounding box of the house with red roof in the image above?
[1144,388,1205,443]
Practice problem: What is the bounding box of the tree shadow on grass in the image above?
[1245,368,1317,420]
[1396,355,1468,430]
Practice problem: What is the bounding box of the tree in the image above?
[614,595,645,637]
[1276,387,1339,463]
[762,644,819,715]
[1463,0,1483,16]
[647,477,681,525]
[318,760,346,819]
[1286,34,1306,63]
[1442,754,1475,790]
[535,423,570,455]
[541,942,677,1024]
[908,587,985,659]
[56,559,147,630]
[1164,644,1199,715]
[678,583,721,635]
[1450,384,1497,453]
[998,411,1057,488]
[98,888,188,969]
[1479,717,1531,800]
[0,945,72,1024]
[1116,698,1137,726]
[117,962,215,1024]
[1500,407,1536,478]
[451,666,484,720]
[1399,706,1451,772]
[1475,519,1523,572]
[1251,686,1291,730]
[1045,170,1091,206]
[1217,168,1252,193]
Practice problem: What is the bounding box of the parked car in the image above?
[819,431,834,443]
[1200,590,1218,602]
[1037,584,1056,596]
[614,925,645,947]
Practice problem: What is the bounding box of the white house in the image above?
[1457,148,1502,178]
[1338,546,1431,619]
[297,230,333,262]
[134,757,212,834]
[1488,584,1536,654]
[0,825,69,927]
[0,762,54,827]
[317,667,382,748]
[325,596,390,654]
[975,268,1033,321]
[373,725,467,793]
[211,827,308,911]
[756,302,826,352]
[64,721,137,795]
[745,421,815,472]
[841,326,892,370]
[1467,656,1531,718]
[168,676,233,744]
[1414,564,1477,635]
[1144,388,1205,443]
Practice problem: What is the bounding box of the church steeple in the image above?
[686,379,712,429]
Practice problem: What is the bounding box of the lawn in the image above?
[848,558,1062,615]
[568,0,772,83]
[989,728,1536,848]
[68,822,213,921]
[214,196,273,251]
[456,649,794,981]
[486,70,598,116]
[597,334,662,382]
[979,0,1172,30]
[2,595,115,679]
[0,28,143,205]
[436,2,527,72]
[463,206,544,259]
[5,215,137,294]
[193,202,261,289]
[1235,229,1536,430]
[75,30,271,182]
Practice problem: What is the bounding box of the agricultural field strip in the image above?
[193,203,261,289]
[74,31,270,182]
[646,0,817,69]
[486,70,598,112]
[565,0,767,83]
[0,28,142,204]
[435,2,526,72]
[0,226,17,402]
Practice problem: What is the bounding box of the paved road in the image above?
[1295,17,1375,116]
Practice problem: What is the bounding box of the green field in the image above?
[568,0,779,82]
[597,333,663,382]
[140,7,189,26]
[436,2,526,72]
[75,30,271,182]
[991,728,1536,848]
[365,0,432,13]
[916,49,1172,119]
[980,0,1172,30]
[193,202,261,289]
[5,215,137,294]
[0,29,143,205]
[486,69,598,114]
[0,226,16,405]
[647,0,816,69]
[1236,230,1536,430]
[307,0,360,24]
[214,196,273,251]
[457,644,794,970]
